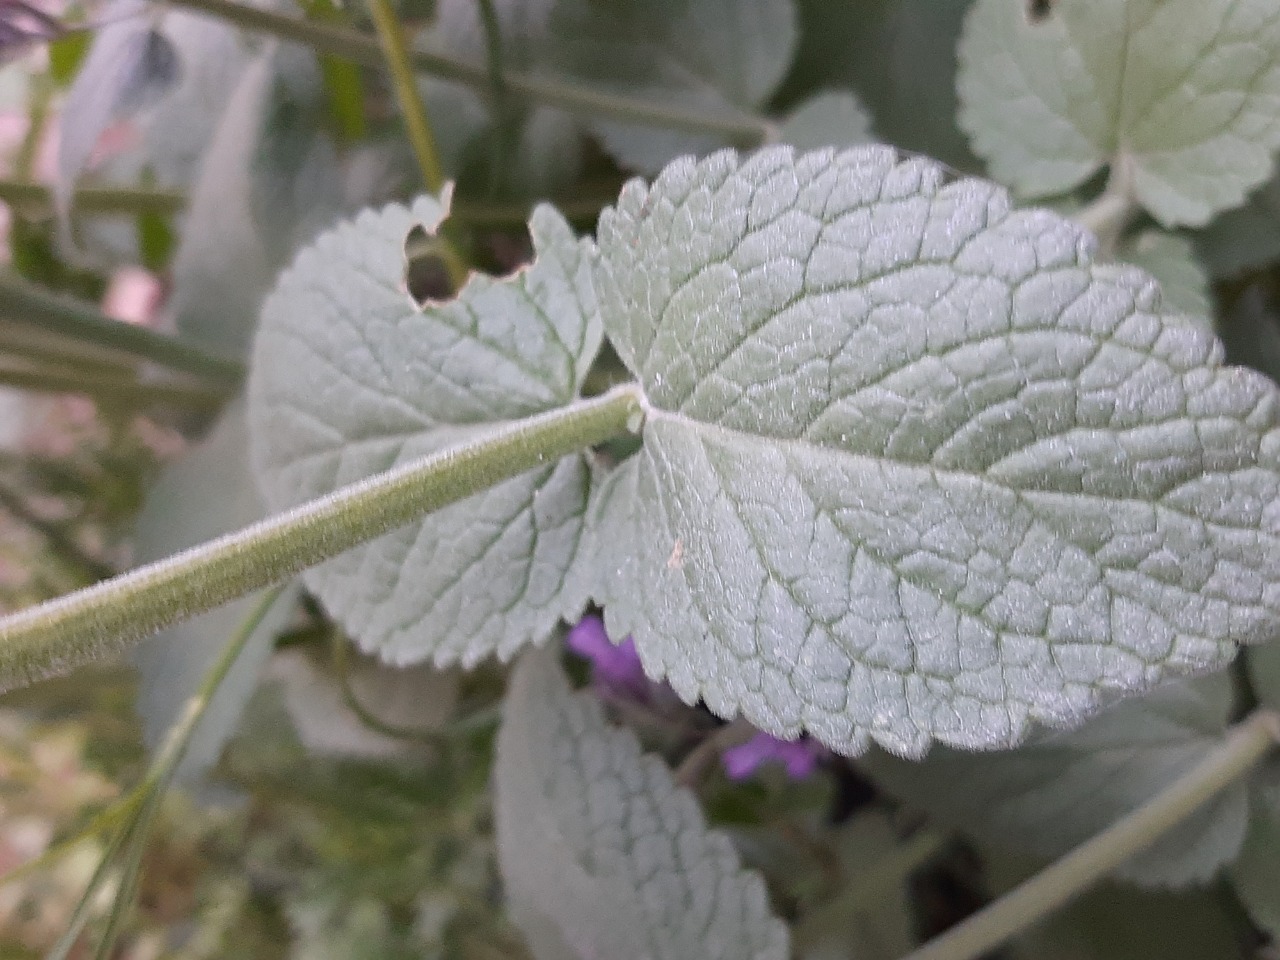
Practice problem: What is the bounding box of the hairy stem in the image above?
[0,386,644,691]
[161,0,769,142]
[901,709,1280,960]
[0,274,243,388]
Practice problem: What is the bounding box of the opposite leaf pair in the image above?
[248,144,1280,759]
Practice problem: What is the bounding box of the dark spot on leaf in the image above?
[1026,0,1054,22]
[403,224,453,306]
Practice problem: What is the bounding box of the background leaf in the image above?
[55,1,178,220]
[983,853,1248,960]
[1116,230,1212,324]
[166,42,347,359]
[863,674,1248,887]
[1196,172,1280,278]
[1231,768,1280,941]
[494,649,789,960]
[779,0,979,171]
[132,402,298,784]
[249,198,602,668]
[957,0,1280,226]
[590,145,1280,757]
[775,91,874,151]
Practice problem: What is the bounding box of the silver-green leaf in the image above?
[1117,230,1212,325]
[864,674,1247,887]
[591,145,1280,757]
[958,0,1280,227]
[494,649,788,960]
[775,91,875,151]
[249,197,602,667]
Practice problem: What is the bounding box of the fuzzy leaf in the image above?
[958,0,1280,226]
[1118,230,1212,325]
[132,403,297,783]
[494,649,788,960]
[249,198,602,667]
[776,92,874,151]
[865,674,1247,887]
[591,145,1280,757]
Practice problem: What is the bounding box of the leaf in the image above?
[864,674,1248,887]
[55,0,178,218]
[248,198,602,668]
[132,402,298,783]
[166,42,346,359]
[781,0,979,172]
[420,0,584,194]
[1117,230,1212,325]
[1196,172,1280,278]
[983,853,1248,960]
[957,0,1280,226]
[1218,285,1280,388]
[494,649,789,960]
[266,648,458,758]
[791,811,917,960]
[1247,639,1280,711]
[548,0,796,174]
[776,91,875,151]
[1231,770,1280,940]
[136,12,251,188]
[590,145,1280,757]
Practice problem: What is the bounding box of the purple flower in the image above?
[722,732,821,781]
[566,615,649,697]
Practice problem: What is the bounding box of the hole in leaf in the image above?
[403,224,454,306]
[1026,0,1054,22]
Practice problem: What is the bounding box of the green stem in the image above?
[0,273,243,388]
[1074,153,1137,256]
[0,180,185,217]
[45,587,286,960]
[161,0,769,142]
[0,386,644,691]
[364,0,446,193]
[900,709,1280,960]
[362,0,468,289]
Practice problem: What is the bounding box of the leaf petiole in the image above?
[0,385,644,692]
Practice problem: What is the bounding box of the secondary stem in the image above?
[901,709,1280,960]
[0,386,644,692]
[364,0,447,193]
[161,0,769,142]
[0,180,185,216]
[0,274,243,388]
[363,0,468,289]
